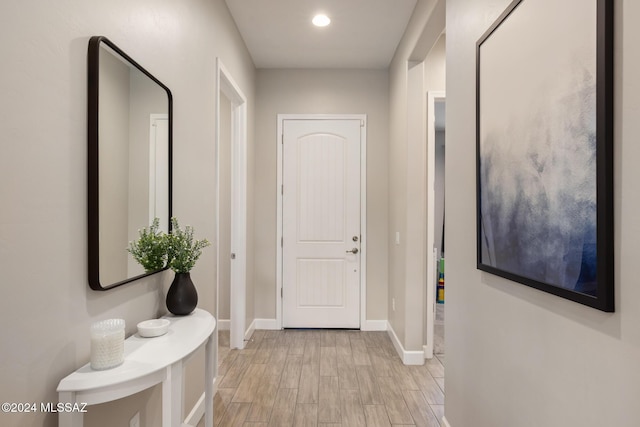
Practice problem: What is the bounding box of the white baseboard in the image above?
[386,321,425,365]
[219,319,277,333]
[442,415,452,427]
[217,319,230,330]
[251,318,387,331]
[183,376,219,426]
[249,318,390,332]
[245,319,256,341]
[361,319,388,331]
[254,318,280,330]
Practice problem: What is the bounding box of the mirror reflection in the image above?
[88,36,172,290]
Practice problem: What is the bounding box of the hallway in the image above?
[203,329,445,426]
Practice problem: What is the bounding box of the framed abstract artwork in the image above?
[476,0,614,311]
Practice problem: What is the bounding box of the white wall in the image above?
[0,0,255,426]
[446,0,640,425]
[254,69,390,323]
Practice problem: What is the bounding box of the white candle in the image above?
[90,319,125,370]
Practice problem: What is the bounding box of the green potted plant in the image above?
[127,217,168,273]
[165,217,211,315]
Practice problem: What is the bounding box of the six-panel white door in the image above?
[282,119,362,328]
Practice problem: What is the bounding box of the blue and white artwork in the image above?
[477,0,601,296]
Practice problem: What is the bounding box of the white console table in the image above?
[57,309,216,427]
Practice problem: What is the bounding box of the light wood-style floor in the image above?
[202,327,445,427]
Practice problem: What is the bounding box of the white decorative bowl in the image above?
[137,319,170,338]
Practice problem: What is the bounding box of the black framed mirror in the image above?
[88,36,173,290]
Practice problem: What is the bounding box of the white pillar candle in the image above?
[90,319,125,370]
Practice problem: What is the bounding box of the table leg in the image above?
[58,392,84,427]
[162,361,184,427]
[205,333,215,427]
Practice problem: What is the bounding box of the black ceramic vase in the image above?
[166,272,198,315]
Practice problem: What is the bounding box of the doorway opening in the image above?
[217,91,232,344]
[215,58,248,350]
[426,92,446,358]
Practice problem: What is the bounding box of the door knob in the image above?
[346,248,359,254]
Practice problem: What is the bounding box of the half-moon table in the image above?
[57,309,216,427]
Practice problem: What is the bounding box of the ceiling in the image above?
[224,0,418,69]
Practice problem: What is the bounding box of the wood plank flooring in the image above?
[200,329,445,427]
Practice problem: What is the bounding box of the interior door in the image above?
[282,119,362,328]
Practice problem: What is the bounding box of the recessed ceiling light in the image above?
[312,14,331,27]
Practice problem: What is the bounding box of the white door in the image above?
[282,119,362,328]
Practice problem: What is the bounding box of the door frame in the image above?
[425,91,445,359]
[215,58,247,349]
[276,114,367,329]
[148,113,169,230]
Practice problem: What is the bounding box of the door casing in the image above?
[276,114,367,329]
[148,114,169,231]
